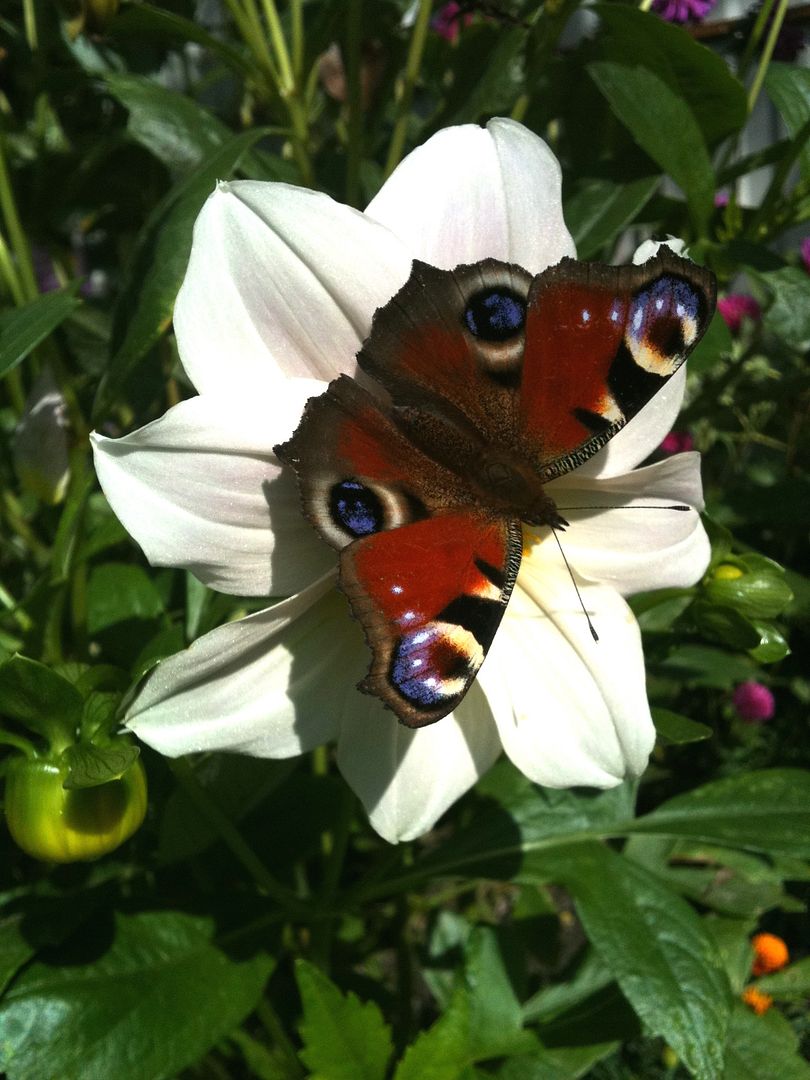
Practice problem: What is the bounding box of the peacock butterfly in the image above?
[275,249,716,728]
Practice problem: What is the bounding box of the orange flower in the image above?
[751,932,790,976]
[742,987,774,1015]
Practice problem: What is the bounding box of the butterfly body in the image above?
[275,251,716,728]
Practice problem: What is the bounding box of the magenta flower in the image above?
[432,2,473,42]
[801,237,810,274]
[732,681,775,723]
[660,431,695,455]
[652,0,716,24]
[717,294,761,335]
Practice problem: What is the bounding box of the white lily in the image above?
[91,118,710,844]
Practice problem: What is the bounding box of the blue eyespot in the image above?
[329,480,384,538]
[464,289,525,341]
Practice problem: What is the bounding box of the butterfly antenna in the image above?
[550,526,599,642]
[556,504,691,512]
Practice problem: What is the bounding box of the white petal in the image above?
[125,577,342,757]
[633,236,687,264]
[91,382,332,597]
[174,181,413,394]
[547,452,710,595]
[477,561,654,788]
[337,683,501,844]
[575,366,687,478]
[365,118,575,273]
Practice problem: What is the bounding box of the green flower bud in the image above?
[704,563,792,620]
[5,756,146,863]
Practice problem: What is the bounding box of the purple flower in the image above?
[660,431,695,455]
[717,294,761,335]
[652,0,716,24]
[801,237,810,274]
[732,681,775,723]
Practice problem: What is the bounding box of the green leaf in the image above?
[0,911,274,1080]
[547,843,731,1080]
[692,602,762,649]
[296,960,393,1080]
[60,740,139,789]
[0,286,81,379]
[0,914,36,998]
[754,956,810,999]
[687,310,734,375]
[631,769,810,856]
[593,4,747,147]
[564,176,659,259]
[86,563,165,635]
[722,1002,810,1080]
[755,266,810,350]
[657,644,757,689]
[653,707,713,745]
[765,63,810,179]
[93,127,271,419]
[0,654,82,745]
[497,1041,619,1080]
[522,949,613,1023]
[394,928,534,1080]
[748,622,790,663]
[587,59,715,230]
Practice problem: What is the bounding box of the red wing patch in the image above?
[339,512,522,727]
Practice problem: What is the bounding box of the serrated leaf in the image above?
[0,286,81,379]
[60,740,139,789]
[545,843,731,1080]
[296,960,393,1080]
[0,911,274,1080]
[630,769,810,856]
[653,708,713,745]
[722,1002,810,1080]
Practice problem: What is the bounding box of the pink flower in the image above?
[432,2,473,42]
[732,681,775,723]
[714,191,729,208]
[659,431,695,455]
[717,294,761,335]
[652,0,716,23]
[801,237,810,274]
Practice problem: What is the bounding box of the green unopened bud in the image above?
[5,756,146,863]
[704,563,792,620]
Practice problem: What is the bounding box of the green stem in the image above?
[22,0,38,50]
[169,757,307,914]
[255,999,305,1078]
[0,730,38,757]
[384,0,433,178]
[260,0,295,92]
[345,0,364,207]
[739,0,778,80]
[222,0,280,89]
[747,0,790,113]
[290,0,304,80]
[286,95,315,187]
[0,135,38,302]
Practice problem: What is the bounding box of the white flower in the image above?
[91,118,710,844]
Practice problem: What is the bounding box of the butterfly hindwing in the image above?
[340,512,522,727]
[517,250,716,478]
[274,376,521,726]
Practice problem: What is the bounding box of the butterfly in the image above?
[275,249,716,729]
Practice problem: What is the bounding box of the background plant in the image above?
[0,1,808,1077]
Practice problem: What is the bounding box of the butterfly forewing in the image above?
[518,251,716,479]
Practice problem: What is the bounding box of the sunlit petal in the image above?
[92,381,331,596]
[366,118,575,272]
[174,181,413,394]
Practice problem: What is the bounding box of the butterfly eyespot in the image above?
[329,480,385,538]
[626,276,702,374]
[389,622,478,709]
[464,288,526,341]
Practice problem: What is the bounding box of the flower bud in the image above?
[751,932,789,976]
[732,681,775,723]
[741,987,773,1015]
[5,756,146,863]
[704,560,792,619]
